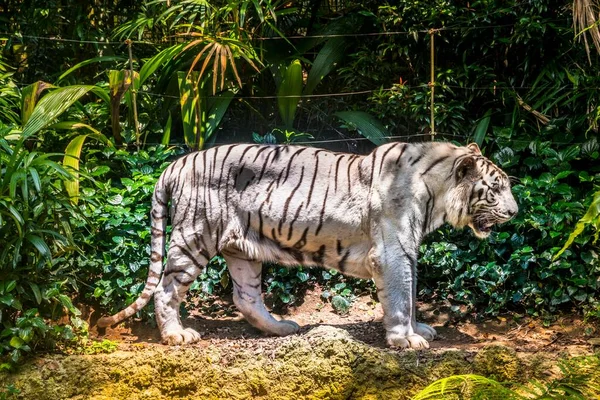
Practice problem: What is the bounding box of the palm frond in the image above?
[412,374,519,400]
[573,0,600,62]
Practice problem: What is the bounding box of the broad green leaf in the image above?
[0,295,14,306]
[277,59,303,129]
[9,336,24,349]
[334,111,389,145]
[107,194,123,205]
[305,38,346,95]
[413,374,517,400]
[48,121,110,142]
[4,280,16,293]
[31,157,73,180]
[473,109,492,147]
[162,112,172,145]
[56,56,126,83]
[90,86,110,104]
[554,190,600,260]
[25,234,51,260]
[28,282,42,305]
[331,295,351,314]
[6,205,24,234]
[178,71,204,150]
[21,86,96,138]
[109,70,136,145]
[18,327,33,342]
[63,135,87,204]
[251,0,265,22]
[28,167,41,193]
[220,271,229,289]
[9,170,27,202]
[20,81,53,126]
[205,89,237,140]
[139,43,187,86]
[58,294,81,316]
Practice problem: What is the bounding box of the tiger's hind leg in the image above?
[224,255,300,336]
[155,245,207,345]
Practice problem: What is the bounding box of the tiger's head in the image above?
[448,143,518,239]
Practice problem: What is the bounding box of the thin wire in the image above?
[253,31,424,40]
[136,84,599,100]
[141,134,592,148]
[142,133,468,148]
[11,80,596,101]
[0,21,540,46]
[136,89,379,99]
[1,34,123,45]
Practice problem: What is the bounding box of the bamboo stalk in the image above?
[126,39,141,150]
[430,29,436,140]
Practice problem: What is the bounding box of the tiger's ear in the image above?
[455,156,477,182]
[467,143,481,154]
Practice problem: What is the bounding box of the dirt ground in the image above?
[91,286,598,356]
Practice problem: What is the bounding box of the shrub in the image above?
[72,146,181,317]
[420,138,600,318]
[0,134,83,366]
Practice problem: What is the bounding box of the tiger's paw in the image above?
[416,322,437,341]
[162,327,202,345]
[386,332,430,349]
[270,320,300,336]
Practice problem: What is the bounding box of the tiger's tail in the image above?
[96,173,170,328]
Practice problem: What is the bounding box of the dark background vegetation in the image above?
[0,0,599,366]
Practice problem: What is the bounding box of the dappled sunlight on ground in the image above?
[90,287,597,357]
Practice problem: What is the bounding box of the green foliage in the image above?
[319,269,368,315]
[555,190,600,259]
[0,73,20,126]
[190,256,230,298]
[262,264,372,314]
[0,384,20,399]
[177,72,237,150]
[413,374,517,400]
[58,316,118,356]
[73,146,180,316]
[252,128,313,145]
[0,135,84,366]
[412,356,600,400]
[522,356,600,399]
[334,111,390,145]
[1,0,600,352]
[277,59,303,130]
[264,265,314,306]
[21,85,109,139]
[420,136,600,318]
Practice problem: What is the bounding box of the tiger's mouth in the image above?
[469,216,499,238]
[470,220,494,238]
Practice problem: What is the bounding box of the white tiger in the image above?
[97,141,518,349]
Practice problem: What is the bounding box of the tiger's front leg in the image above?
[371,239,433,349]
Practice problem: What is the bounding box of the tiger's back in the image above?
[164,144,376,276]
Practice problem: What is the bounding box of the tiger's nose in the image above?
[507,204,518,217]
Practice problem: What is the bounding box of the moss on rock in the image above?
[473,345,521,382]
[0,326,594,400]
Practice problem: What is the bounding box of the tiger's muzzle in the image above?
[470,201,518,239]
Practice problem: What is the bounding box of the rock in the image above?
[587,337,600,346]
[473,345,521,382]
[0,327,592,399]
